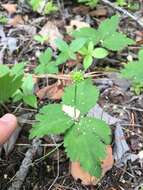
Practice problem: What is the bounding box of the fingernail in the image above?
[1,114,17,123]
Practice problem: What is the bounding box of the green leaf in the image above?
[93,48,108,59]
[0,73,23,103]
[39,48,52,65]
[29,0,41,11]
[62,78,99,114]
[83,55,93,69]
[56,52,69,65]
[78,0,99,8]
[35,62,58,74]
[70,38,86,52]
[64,117,111,177]
[0,65,9,76]
[121,49,143,83]
[34,34,48,44]
[11,62,25,76]
[30,104,74,138]
[102,32,134,51]
[121,61,143,83]
[98,15,120,40]
[138,49,143,61]
[22,74,34,95]
[72,27,100,45]
[23,95,37,108]
[55,38,69,52]
[12,89,23,102]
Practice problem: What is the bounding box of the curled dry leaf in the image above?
[2,4,17,14]
[39,21,63,50]
[70,145,113,185]
[36,80,71,100]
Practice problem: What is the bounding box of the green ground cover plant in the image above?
[0,14,136,179]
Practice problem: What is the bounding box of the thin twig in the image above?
[101,0,143,28]
[8,138,41,190]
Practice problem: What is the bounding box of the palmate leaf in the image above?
[64,117,111,177]
[0,73,23,103]
[102,32,134,51]
[30,104,74,138]
[62,78,99,114]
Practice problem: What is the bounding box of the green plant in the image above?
[78,0,99,7]
[34,48,58,74]
[0,64,23,103]
[79,41,108,69]
[55,38,86,65]
[29,0,41,11]
[29,15,134,179]
[121,49,143,95]
[0,63,37,108]
[72,15,134,69]
[78,0,127,7]
[44,1,58,14]
[29,0,57,14]
[34,34,48,45]
[0,15,8,24]
[13,74,38,108]
[30,76,111,177]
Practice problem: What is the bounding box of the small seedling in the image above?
[29,0,58,14]
[34,48,58,74]
[55,38,86,65]
[79,41,108,69]
[44,1,58,14]
[0,15,8,24]
[34,34,48,45]
[121,49,143,95]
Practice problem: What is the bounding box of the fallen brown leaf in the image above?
[90,7,107,17]
[2,4,17,14]
[66,20,90,33]
[39,21,63,50]
[8,15,24,26]
[70,145,113,185]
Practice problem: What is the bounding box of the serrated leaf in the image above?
[55,38,69,52]
[62,78,99,114]
[72,27,100,45]
[23,95,37,108]
[70,38,86,52]
[64,117,111,177]
[83,55,93,69]
[93,48,108,59]
[98,15,120,40]
[102,32,134,51]
[30,104,74,138]
[0,73,23,103]
[39,48,52,65]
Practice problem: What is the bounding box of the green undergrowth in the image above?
[0,14,140,178]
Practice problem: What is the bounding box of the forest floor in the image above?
[0,0,143,190]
